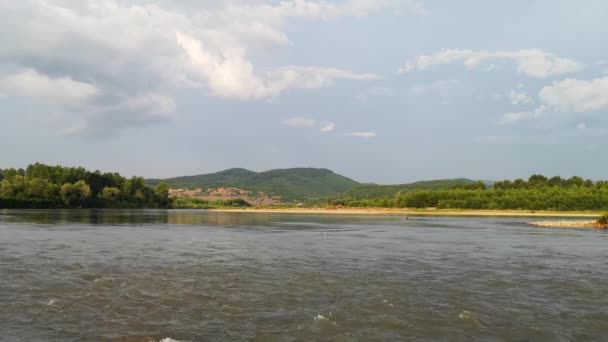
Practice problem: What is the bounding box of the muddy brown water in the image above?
[1,210,607,341]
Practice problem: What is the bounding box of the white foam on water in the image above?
[94,276,117,283]
[43,299,58,306]
[458,310,473,320]
[314,314,328,321]
[314,312,337,325]
[158,338,183,342]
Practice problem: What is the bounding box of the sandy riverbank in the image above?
[208,207,601,218]
[528,220,607,229]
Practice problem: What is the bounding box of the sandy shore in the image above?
[208,207,601,218]
[528,220,606,229]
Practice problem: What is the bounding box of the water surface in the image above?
[1,210,607,341]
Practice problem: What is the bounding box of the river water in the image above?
[1,210,607,341]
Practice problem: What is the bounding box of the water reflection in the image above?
[0,209,401,227]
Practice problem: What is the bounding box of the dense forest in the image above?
[342,179,484,199]
[328,175,608,211]
[0,163,169,209]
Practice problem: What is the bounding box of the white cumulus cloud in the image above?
[176,31,379,100]
[500,76,608,125]
[499,106,546,124]
[539,77,608,113]
[399,49,582,78]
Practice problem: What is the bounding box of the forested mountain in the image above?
[147,168,360,201]
[147,168,492,202]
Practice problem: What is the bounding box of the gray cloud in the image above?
[0,0,412,137]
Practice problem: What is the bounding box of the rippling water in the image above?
[1,210,607,341]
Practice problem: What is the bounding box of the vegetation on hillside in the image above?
[147,168,257,188]
[0,163,169,208]
[328,175,608,211]
[147,168,360,201]
[6,165,603,212]
[343,179,482,199]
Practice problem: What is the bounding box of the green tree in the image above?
[60,181,91,206]
[101,187,121,202]
[0,176,27,197]
[528,174,548,187]
[26,177,50,198]
[547,176,563,187]
[512,179,527,189]
[0,179,13,197]
[155,182,170,206]
[565,176,584,187]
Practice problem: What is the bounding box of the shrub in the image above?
[597,214,608,226]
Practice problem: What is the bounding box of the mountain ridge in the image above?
[147,168,480,202]
[146,167,360,201]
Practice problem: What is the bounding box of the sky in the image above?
[1,0,608,184]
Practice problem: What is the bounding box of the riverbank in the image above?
[208,207,601,218]
[528,220,605,229]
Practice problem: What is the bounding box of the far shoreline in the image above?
[206,207,602,218]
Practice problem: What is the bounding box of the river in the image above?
[1,210,607,341]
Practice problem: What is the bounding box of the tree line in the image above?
[327,175,608,211]
[170,197,251,209]
[0,163,169,208]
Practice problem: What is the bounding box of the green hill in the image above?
[343,178,478,199]
[148,168,484,203]
[146,168,360,201]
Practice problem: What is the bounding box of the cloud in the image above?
[281,117,317,128]
[0,69,97,104]
[176,31,378,99]
[64,92,177,138]
[509,89,533,105]
[280,115,375,138]
[0,0,399,137]
[500,76,608,125]
[577,123,587,130]
[538,77,608,113]
[499,106,546,124]
[281,118,337,133]
[399,49,582,78]
[344,131,377,138]
[319,121,336,132]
